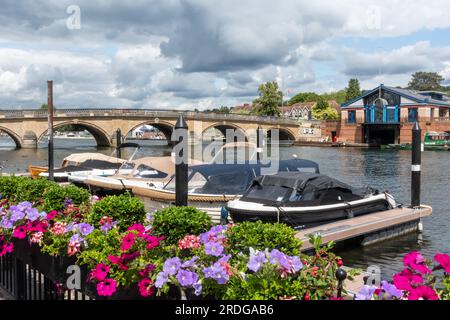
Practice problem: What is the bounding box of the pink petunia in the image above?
[120,232,135,251]
[127,223,145,235]
[138,278,155,297]
[96,278,117,297]
[408,286,439,300]
[434,253,450,274]
[403,252,432,274]
[46,210,58,220]
[393,269,423,291]
[92,263,110,281]
[13,225,27,239]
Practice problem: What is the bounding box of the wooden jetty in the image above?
[296,205,432,251]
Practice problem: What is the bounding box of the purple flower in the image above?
[9,206,25,222]
[218,254,231,263]
[65,222,77,233]
[1,216,13,229]
[380,280,403,299]
[100,220,118,233]
[247,251,267,272]
[17,202,32,211]
[64,198,73,207]
[163,257,181,276]
[290,256,303,272]
[193,282,202,296]
[176,270,198,287]
[78,223,94,236]
[181,256,199,269]
[155,272,168,288]
[355,285,377,300]
[204,241,224,257]
[26,208,40,222]
[269,249,289,268]
[70,234,85,244]
[203,262,229,285]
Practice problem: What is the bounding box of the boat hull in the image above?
[227,198,391,229]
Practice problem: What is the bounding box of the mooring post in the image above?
[335,268,347,299]
[174,115,188,206]
[47,80,54,181]
[115,128,122,158]
[411,122,422,208]
[256,125,264,162]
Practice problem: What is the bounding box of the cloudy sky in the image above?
[1,0,450,110]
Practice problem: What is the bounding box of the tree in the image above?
[253,81,282,117]
[288,92,319,105]
[312,97,339,120]
[345,78,361,101]
[40,104,48,109]
[408,72,444,91]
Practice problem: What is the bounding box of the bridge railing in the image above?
[0,109,299,125]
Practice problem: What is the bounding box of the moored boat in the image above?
[226,172,396,229]
[132,159,320,224]
[382,131,450,151]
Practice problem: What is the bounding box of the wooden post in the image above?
[411,122,422,208]
[256,125,264,162]
[47,81,54,181]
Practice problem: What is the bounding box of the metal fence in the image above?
[0,253,91,300]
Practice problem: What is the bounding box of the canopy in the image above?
[63,153,125,164]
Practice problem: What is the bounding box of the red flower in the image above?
[97,278,117,297]
[127,223,145,235]
[337,259,344,267]
[13,225,27,239]
[408,286,439,300]
[393,269,423,291]
[403,252,431,274]
[120,233,135,251]
[138,264,156,278]
[304,293,310,300]
[434,253,450,274]
[92,263,110,281]
[108,255,129,271]
[46,210,58,220]
[138,278,155,297]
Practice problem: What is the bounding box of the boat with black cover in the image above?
[226,172,397,229]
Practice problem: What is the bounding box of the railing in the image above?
[0,240,92,300]
[0,109,299,125]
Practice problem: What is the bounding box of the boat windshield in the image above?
[132,164,168,179]
[245,185,292,202]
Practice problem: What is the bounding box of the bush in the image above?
[14,178,56,204]
[87,194,146,230]
[226,221,302,256]
[152,206,212,244]
[42,184,90,212]
[0,176,29,199]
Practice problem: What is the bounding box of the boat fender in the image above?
[418,219,424,233]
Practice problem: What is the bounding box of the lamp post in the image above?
[47,80,54,181]
[173,115,188,206]
[411,121,422,208]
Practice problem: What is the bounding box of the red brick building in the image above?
[338,84,450,144]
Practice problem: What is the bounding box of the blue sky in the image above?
[0,0,449,109]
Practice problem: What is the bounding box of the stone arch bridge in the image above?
[0,109,302,149]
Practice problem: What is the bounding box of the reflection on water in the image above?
[1,136,449,278]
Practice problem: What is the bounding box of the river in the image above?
[1,136,449,279]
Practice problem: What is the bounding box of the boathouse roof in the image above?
[341,84,450,109]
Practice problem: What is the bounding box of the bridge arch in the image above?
[267,127,296,142]
[37,121,112,147]
[0,126,22,148]
[201,123,248,142]
[124,120,174,144]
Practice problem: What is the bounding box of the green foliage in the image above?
[42,184,90,212]
[345,78,361,101]
[253,81,282,117]
[288,92,320,105]
[77,229,122,269]
[226,221,302,256]
[15,178,56,204]
[87,194,146,230]
[312,97,339,120]
[205,106,230,114]
[408,71,444,91]
[321,90,347,104]
[0,176,29,199]
[152,206,212,244]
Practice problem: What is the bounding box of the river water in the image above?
[1,136,449,279]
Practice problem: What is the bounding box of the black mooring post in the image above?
[47,80,54,181]
[411,122,422,208]
[116,129,122,158]
[174,115,188,206]
[256,126,264,162]
[335,268,347,299]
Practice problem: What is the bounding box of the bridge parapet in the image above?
[0,109,299,125]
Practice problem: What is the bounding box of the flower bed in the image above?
[1,176,354,300]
